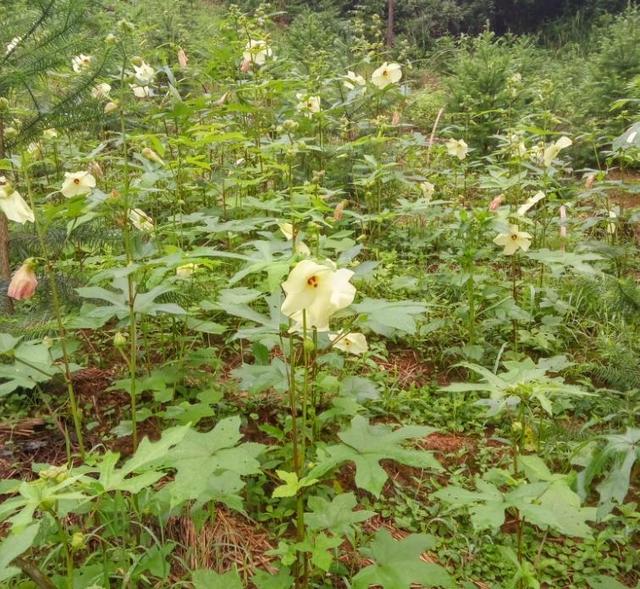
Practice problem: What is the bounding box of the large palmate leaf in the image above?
[525,249,603,276]
[95,425,189,493]
[578,428,640,517]
[193,569,243,589]
[353,529,453,589]
[442,356,588,416]
[309,416,440,497]
[0,522,40,582]
[352,298,427,336]
[305,492,375,538]
[435,475,595,538]
[77,279,185,322]
[0,339,64,396]
[158,416,264,511]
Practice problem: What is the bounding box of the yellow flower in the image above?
[420,181,435,200]
[243,40,272,66]
[176,263,197,278]
[133,61,155,85]
[6,36,21,55]
[0,178,34,223]
[72,54,93,73]
[91,83,112,100]
[61,171,96,198]
[493,224,532,255]
[517,191,545,216]
[542,136,572,168]
[281,259,356,331]
[344,70,366,90]
[446,138,469,160]
[130,85,153,98]
[296,93,321,117]
[278,223,311,255]
[371,62,402,89]
[330,332,368,355]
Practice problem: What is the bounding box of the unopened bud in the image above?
[303,337,315,354]
[489,194,504,211]
[334,200,347,221]
[104,101,119,114]
[113,332,128,348]
[118,19,135,33]
[142,147,164,165]
[584,173,595,189]
[71,532,85,551]
[177,48,188,68]
[0,97,9,112]
[88,161,103,179]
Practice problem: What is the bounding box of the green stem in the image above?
[24,170,85,459]
[118,49,139,452]
[511,254,518,353]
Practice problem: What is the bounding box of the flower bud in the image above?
[177,48,188,68]
[104,101,119,114]
[334,200,347,221]
[303,337,315,354]
[105,33,118,45]
[113,332,128,349]
[142,147,164,165]
[3,126,17,139]
[118,19,135,33]
[0,97,9,112]
[584,173,596,189]
[88,161,104,179]
[40,464,68,482]
[7,260,38,301]
[71,532,86,551]
[489,194,504,211]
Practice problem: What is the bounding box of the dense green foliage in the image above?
[0,1,639,588]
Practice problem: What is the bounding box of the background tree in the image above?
[0,0,108,307]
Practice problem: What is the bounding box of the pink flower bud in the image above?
[177,48,188,69]
[559,205,568,250]
[334,200,347,221]
[8,261,37,300]
[240,58,251,73]
[584,173,595,189]
[489,194,504,211]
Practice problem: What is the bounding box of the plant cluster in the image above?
[0,2,639,589]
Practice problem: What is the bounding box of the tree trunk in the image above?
[0,118,14,312]
[386,0,396,47]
